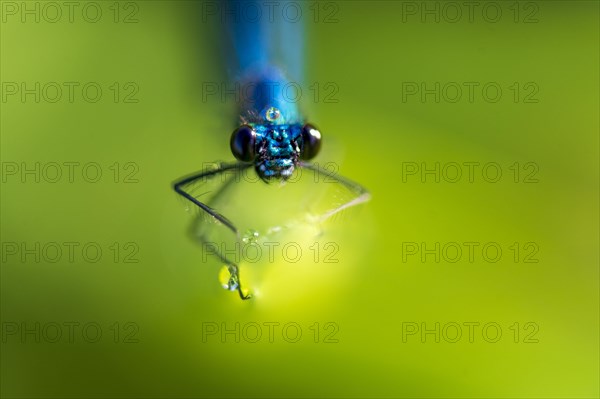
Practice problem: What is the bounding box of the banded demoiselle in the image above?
[173,0,370,299]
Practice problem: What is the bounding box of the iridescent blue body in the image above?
[224,0,305,180]
[253,122,302,179]
[173,1,368,300]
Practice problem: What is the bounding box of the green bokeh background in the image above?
[1,1,598,398]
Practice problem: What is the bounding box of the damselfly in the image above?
[174,0,370,299]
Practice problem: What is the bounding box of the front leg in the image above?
[173,162,251,234]
[173,162,253,300]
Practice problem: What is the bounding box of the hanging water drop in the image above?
[242,229,260,244]
[218,265,239,291]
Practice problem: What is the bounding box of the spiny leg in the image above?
[174,162,253,299]
[174,162,251,234]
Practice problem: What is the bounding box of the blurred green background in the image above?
[1,1,598,398]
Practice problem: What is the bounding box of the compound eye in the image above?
[300,123,321,160]
[230,125,256,162]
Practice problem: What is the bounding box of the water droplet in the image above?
[218,265,239,291]
[265,107,281,122]
[242,229,260,244]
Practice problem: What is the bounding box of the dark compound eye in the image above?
[230,125,256,162]
[300,123,321,160]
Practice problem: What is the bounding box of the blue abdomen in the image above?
[223,0,304,125]
[239,68,303,125]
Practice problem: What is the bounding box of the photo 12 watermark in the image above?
[1,321,140,343]
[401,82,540,104]
[401,321,540,343]
[401,241,540,264]
[196,161,343,185]
[200,321,339,343]
[1,161,140,183]
[1,1,140,24]
[1,241,140,264]
[1,82,140,104]
[201,81,340,105]
[203,240,341,265]
[201,1,340,24]
[400,162,539,183]
[397,1,540,24]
